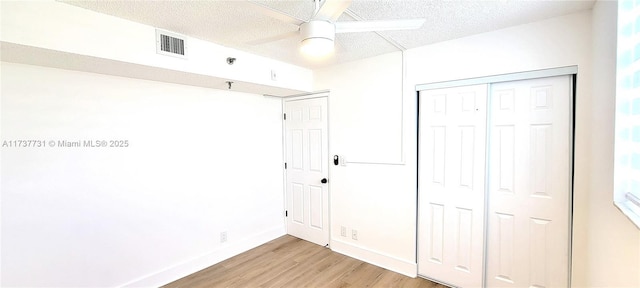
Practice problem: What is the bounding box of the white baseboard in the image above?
[119,226,286,288]
[330,238,417,278]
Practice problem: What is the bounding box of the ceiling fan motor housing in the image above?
[300,20,336,42]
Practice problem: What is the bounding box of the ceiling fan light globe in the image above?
[300,37,334,57]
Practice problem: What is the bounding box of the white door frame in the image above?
[415,66,577,91]
[416,66,576,286]
[282,91,331,246]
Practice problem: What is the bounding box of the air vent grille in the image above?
[156,29,187,58]
[160,34,184,55]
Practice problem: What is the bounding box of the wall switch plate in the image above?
[351,229,358,240]
[220,231,227,243]
[341,226,347,237]
[271,70,277,81]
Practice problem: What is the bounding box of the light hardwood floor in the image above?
[163,235,447,288]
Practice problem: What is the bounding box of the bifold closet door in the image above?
[418,84,488,288]
[486,75,571,287]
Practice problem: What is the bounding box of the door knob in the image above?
[321,178,328,184]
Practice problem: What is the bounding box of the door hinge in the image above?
[283,113,286,120]
[284,162,287,169]
[285,210,288,217]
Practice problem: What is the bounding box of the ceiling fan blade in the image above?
[335,18,426,33]
[314,0,352,22]
[246,31,299,45]
[245,1,305,26]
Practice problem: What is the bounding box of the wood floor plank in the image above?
[163,235,448,288]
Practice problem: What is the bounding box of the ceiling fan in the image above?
[247,0,426,57]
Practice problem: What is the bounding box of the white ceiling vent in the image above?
[156,29,187,58]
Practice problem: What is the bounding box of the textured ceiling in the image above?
[61,0,595,69]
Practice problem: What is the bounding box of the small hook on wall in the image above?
[226,81,233,90]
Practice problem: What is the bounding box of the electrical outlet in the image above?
[220,231,227,243]
[341,226,347,237]
[351,229,358,240]
[271,70,277,81]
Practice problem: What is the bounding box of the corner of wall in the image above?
[330,239,417,278]
[120,226,286,287]
[586,1,640,287]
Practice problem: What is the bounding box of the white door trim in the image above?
[266,90,330,100]
[282,93,331,246]
[281,92,330,229]
[415,66,577,91]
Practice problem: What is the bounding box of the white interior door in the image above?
[284,97,329,246]
[418,84,488,287]
[486,75,571,287]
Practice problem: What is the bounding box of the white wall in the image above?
[320,53,404,164]
[316,8,638,286]
[315,52,416,274]
[0,3,309,284]
[0,62,285,287]
[588,1,640,286]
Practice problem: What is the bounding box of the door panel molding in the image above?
[417,72,574,288]
[283,95,330,247]
[418,84,488,287]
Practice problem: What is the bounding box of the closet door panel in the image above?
[418,84,488,288]
[486,75,571,288]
